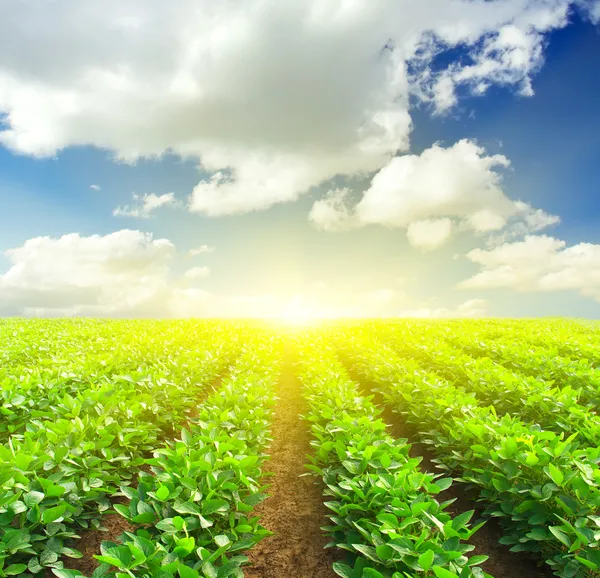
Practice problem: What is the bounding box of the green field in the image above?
[1,318,599,578]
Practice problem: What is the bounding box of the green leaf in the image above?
[452,510,474,531]
[179,565,200,578]
[156,486,170,501]
[5,564,29,576]
[41,549,59,565]
[201,561,218,578]
[434,478,453,492]
[132,511,157,524]
[24,491,45,506]
[418,550,435,571]
[547,464,564,486]
[433,567,459,578]
[549,526,571,548]
[332,562,353,578]
[28,557,43,574]
[202,499,229,516]
[363,570,384,578]
[214,535,231,548]
[51,570,86,578]
[467,555,489,566]
[42,504,67,524]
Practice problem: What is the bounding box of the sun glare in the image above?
[278,298,321,325]
[280,306,316,325]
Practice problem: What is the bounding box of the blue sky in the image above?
[0,1,599,318]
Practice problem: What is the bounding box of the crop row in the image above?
[0,324,260,578]
[335,332,600,578]
[296,338,492,578]
[366,328,600,450]
[76,340,282,578]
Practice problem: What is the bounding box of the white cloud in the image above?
[184,266,210,280]
[590,1,600,23]
[90,184,101,191]
[189,244,215,256]
[0,230,426,318]
[0,1,589,216]
[309,188,356,231]
[310,139,558,249]
[400,298,489,318]
[114,192,179,218]
[460,235,600,301]
[0,230,174,316]
[355,140,512,227]
[407,218,453,250]
[418,4,574,112]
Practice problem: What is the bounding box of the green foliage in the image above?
[297,342,493,578]
[338,324,600,578]
[95,345,281,577]
[0,320,260,577]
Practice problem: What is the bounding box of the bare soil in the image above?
[61,513,135,576]
[245,347,339,578]
[344,363,554,578]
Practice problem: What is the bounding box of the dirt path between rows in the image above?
[245,346,339,578]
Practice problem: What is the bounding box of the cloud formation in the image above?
[0,230,174,316]
[460,235,600,300]
[0,0,596,219]
[310,140,559,248]
[0,230,489,318]
[189,244,215,256]
[184,266,210,280]
[113,192,179,218]
[407,219,454,251]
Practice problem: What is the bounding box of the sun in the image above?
[279,298,319,326]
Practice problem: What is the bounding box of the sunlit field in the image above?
[1,318,599,578]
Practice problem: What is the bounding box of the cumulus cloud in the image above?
[189,244,215,256]
[460,235,600,300]
[0,0,591,217]
[310,140,558,248]
[309,188,356,231]
[0,230,426,318]
[184,266,210,280]
[90,184,101,191]
[0,230,174,316]
[113,192,179,218]
[407,218,454,251]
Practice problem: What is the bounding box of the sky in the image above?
[0,0,599,319]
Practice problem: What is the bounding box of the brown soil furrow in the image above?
[60,514,135,577]
[245,347,339,578]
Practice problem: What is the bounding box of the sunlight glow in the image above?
[279,298,319,325]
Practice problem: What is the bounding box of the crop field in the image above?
[1,318,600,578]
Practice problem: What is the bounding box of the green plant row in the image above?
[0,321,243,440]
[429,319,600,366]
[367,320,600,404]
[443,331,600,404]
[296,339,493,578]
[372,331,600,450]
[0,327,247,578]
[337,334,600,578]
[76,340,283,578]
